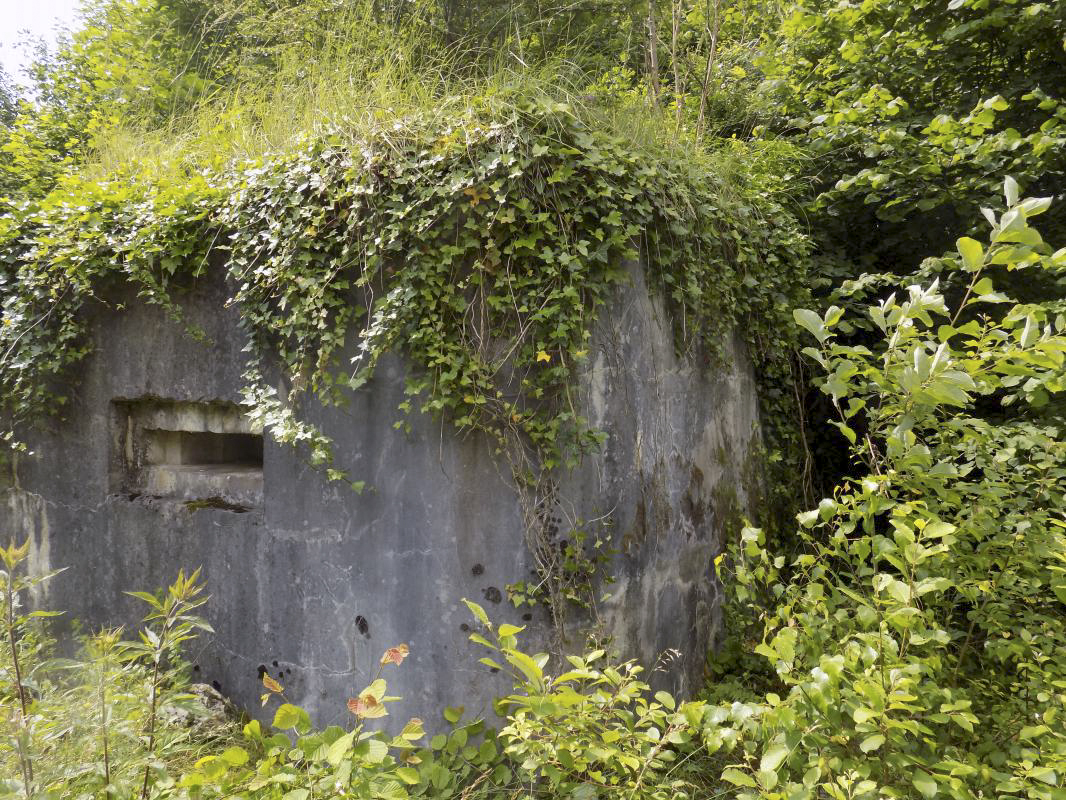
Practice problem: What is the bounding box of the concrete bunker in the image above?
[1,263,763,728]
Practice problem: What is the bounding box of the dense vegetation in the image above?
[2,0,1065,798]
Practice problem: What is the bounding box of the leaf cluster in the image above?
[711,181,1066,799]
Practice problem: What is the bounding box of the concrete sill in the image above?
[142,464,263,509]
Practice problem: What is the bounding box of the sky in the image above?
[1,0,82,84]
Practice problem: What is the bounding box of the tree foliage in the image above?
[767,0,1066,271]
[0,68,18,130]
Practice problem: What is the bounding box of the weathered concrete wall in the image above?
[0,260,762,727]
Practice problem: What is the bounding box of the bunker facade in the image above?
[1,259,761,726]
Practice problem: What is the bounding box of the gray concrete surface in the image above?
[0,260,763,729]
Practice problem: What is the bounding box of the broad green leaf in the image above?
[478,739,498,761]
[722,768,757,788]
[363,738,388,764]
[462,599,490,627]
[760,744,789,772]
[853,707,877,724]
[859,735,884,753]
[273,703,309,732]
[326,732,356,766]
[1020,196,1052,217]
[913,772,938,798]
[956,237,983,269]
[1004,176,1020,207]
[220,746,249,766]
[503,649,544,687]
[794,308,827,342]
[400,718,425,740]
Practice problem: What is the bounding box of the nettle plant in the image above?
[711,179,1066,800]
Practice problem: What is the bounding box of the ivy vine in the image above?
[0,97,808,612]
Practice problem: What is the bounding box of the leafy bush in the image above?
[464,599,717,799]
[1,548,241,799]
[711,180,1066,799]
[2,559,721,800]
[172,596,726,800]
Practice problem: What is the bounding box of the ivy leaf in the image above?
[462,186,489,206]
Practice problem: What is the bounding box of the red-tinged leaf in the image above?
[347,694,387,719]
[381,643,410,666]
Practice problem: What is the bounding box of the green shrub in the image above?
[712,179,1066,799]
[0,550,241,799]
[174,598,721,800]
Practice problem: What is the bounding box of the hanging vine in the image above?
[0,97,809,612]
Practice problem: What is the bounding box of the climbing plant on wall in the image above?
[0,96,807,465]
[0,93,809,613]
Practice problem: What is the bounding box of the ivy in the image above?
[0,172,219,449]
[0,98,807,487]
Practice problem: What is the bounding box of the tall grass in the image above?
[81,0,730,184]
